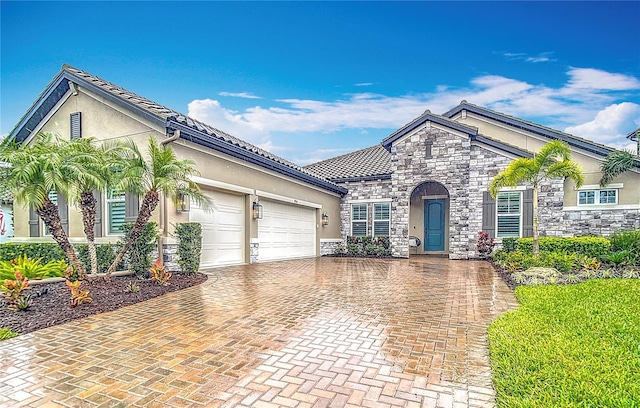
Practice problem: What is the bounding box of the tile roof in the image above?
[304,145,391,182]
[10,65,346,195]
[444,101,617,157]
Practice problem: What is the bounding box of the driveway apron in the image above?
[0,257,518,408]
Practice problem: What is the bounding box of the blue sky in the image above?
[2,1,639,165]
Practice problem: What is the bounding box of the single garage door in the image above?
[190,190,244,267]
[258,200,316,261]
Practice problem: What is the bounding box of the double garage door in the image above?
[190,189,317,267]
[258,200,316,261]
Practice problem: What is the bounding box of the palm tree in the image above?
[64,138,126,276]
[104,137,210,280]
[0,133,89,279]
[490,140,584,255]
[599,132,639,187]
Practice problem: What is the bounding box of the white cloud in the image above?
[355,82,374,87]
[565,102,640,147]
[503,52,555,63]
[218,91,261,99]
[187,67,640,163]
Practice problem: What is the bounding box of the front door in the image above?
[424,199,445,251]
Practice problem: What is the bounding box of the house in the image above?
[306,104,640,258]
[7,65,640,262]
[7,65,346,267]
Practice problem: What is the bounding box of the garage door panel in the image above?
[190,190,244,267]
[258,200,316,261]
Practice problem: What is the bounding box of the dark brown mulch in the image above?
[0,273,208,335]
[489,260,519,290]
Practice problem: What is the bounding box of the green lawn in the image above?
[489,279,640,408]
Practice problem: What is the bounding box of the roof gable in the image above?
[444,101,616,158]
[9,65,347,196]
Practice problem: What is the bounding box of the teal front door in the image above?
[424,199,446,251]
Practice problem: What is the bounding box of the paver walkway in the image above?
[0,257,518,408]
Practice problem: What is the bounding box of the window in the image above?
[578,189,617,205]
[351,204,367,236]
[106,190,126,234]
[496,192,522,238]
[373,203,390,237]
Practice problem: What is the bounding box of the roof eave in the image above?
[381,112,478,150]
[166,119,348,196]
[445,103,615,158]
[330,174,392,183]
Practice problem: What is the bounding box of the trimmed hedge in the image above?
[516,236,610,260]
[77,244,124,275]
[120,222,158,278]
[175,223,202,274]
[0,243,65,263]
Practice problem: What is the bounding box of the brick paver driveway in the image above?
[0,257,517,408]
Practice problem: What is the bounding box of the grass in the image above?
[0,327,18,341]
[489,279,640,408]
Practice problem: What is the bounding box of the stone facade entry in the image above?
[411,181,450,255]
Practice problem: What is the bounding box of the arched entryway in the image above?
[409,181,450,255]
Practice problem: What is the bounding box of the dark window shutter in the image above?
[93,190,103,238]
[29,205,40,237]
[482,191,496,238]
[70,112,81,139]
[523,189,534,238]
[58,192,69,234]
[124,193,139,222]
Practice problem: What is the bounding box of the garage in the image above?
[258,200,317,261]
[190,189,245,267]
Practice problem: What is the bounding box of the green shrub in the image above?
[343,236,390,257]
[174,223,202,274]
[0,243,65,263]
[120,222,158,278]
[493,250,580,273]
[76,244,124,275]
[489,280,640,407]
[0,255,67,280]
[502,237,518,253]
[610,229,640,265]
[517,236,610,260]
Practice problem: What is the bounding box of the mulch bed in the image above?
[1,273,208,335]
[489,260,519,290]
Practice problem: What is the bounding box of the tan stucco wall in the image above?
[456,113,640,207]
[11,86,343,256]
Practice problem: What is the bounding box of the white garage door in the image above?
[258,201,316,261]
[190,190,244,267]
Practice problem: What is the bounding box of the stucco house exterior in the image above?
[6,65,640,264]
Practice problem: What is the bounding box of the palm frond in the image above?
[600,150,639,187]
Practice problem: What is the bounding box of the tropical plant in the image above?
[476,231,495,259]
[0,255,67,280]
[104,138,210,279]
[62,137,126,276]
[149,259,171,286]
[0,133,88,279]
[65,279,92,307]
[1,271,30,311]
[490,140,584,255]
[120,222,158,278]
[600,129,639,187]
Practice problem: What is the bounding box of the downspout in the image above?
[157,130,181,262]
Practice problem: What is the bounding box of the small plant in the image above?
[502,238,518,253]
[477,231,495,259]
[1,271,31,311]
[65,279,93,307]
[0,327,19,340]
[580,256,601,271]
[0,255,68,280]
[124,281,140,293]
[149,259,171,286]
[606,250,630,267]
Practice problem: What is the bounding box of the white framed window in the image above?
[351,204,367,236]
[43,191,57,236]
[106,190,126,235]
[496,191,522,238]
[578,189,617,205]
[373,202,390,237]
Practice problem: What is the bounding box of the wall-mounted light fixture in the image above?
[321,212,329,226]
[252,200,263,220]
[176,193,190,213]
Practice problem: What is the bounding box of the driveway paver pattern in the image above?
[0,257,518,408]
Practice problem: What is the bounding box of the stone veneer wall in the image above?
[320,239,345,256]
[560,208,640,236]
[339,179,393,238]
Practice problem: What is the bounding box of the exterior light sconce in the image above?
[252,200,263,220]
[321,212,329,226]
[176,193,190,213]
